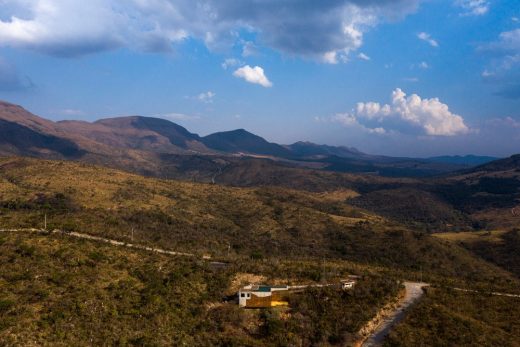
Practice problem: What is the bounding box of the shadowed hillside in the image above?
[0,119,85,159]
[0,157,518,287]
[202,129,293,157]
[434,230,520,278]
[0,100,480,179]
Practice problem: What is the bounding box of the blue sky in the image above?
[0,0,519,157]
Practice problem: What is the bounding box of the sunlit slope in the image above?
[0,156,517,285]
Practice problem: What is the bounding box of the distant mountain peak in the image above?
[202,128,291,157]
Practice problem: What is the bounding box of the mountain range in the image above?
[0,100,499,179]
[1,100,519,346]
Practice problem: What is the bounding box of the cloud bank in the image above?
[0,0,419,61]
[332,88,470,136]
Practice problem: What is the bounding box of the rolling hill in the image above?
[59,116,211,154]
[1,99,518,233]
[0,156,517,285]
[0,100,490,179]
[201,128,293,157]
[0,156,519,345]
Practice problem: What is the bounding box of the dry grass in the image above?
[313,189,360,201]
[0,156,518,290]
[433,230,508,243]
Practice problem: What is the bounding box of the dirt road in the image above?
[361,282,429,347]
[0,228,195,257]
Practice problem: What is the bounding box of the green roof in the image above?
[257,286,272,292]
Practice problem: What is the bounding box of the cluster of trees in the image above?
[0,230,232,345]
[203,276,401,346]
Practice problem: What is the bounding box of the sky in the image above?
[0,0,519,157]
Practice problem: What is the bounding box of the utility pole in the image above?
[44,214,47,231]
[131,227,134,242]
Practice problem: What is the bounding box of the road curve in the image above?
[361,282,429,347]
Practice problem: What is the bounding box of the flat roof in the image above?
[240,284,289,293]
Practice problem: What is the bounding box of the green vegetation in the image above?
[384,287,520,347]
[266,277,401,346]
[1,157,520,346]
[205,277,401,347]
[463,229,520,277]
[350,188,473,232]
[0,157,517,290]
[435,229,520,277]
[0,230,232,346]
[0,230,399,346]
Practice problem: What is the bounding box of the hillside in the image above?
[0,101,85,159]
[467,154,520,173]
[1,100,519,234]
[0,157,518,286]
[350,188,473,232]
[0,100,478,178]
[202,129,293,157]
[59,116,211,154]
[1,157,519,346]
[0,228,413,346]
[385,287,520,347]
[434,230,520,278]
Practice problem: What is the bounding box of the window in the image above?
[241,293,245,297]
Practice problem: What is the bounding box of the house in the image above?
[238,284,289,308]
[340,280,356,290]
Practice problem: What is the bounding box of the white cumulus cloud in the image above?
[233,65,272,88]
[355,88,469,136]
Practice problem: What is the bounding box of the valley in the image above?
[1,1,518,345]
[0,153,519,345]
[0,102,519,346]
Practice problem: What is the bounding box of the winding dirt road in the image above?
[360,282,429,347]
